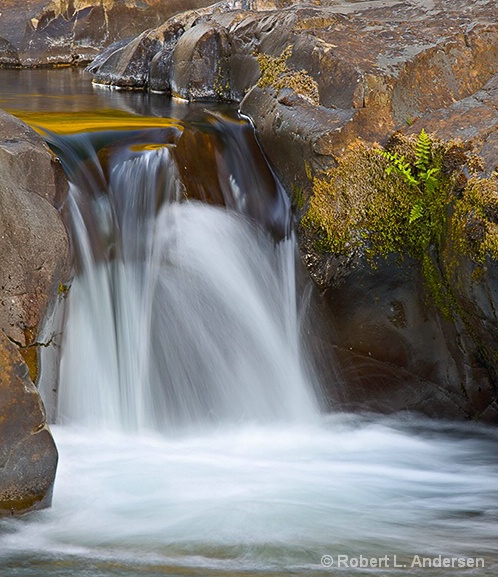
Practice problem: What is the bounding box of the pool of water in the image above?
[1,416,497,577]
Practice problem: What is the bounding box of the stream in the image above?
[0,68,497,577]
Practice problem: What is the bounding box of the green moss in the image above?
[302,131,496,314]
[256,46,319,105]
[291,184,307,211]
[450,176,498,264]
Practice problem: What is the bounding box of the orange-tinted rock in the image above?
[0,330,57,516]
[0,0,219,67]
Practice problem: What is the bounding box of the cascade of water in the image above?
[54,113,318,432]
[3,70,498,577]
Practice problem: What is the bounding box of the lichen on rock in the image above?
[256,45,319,105]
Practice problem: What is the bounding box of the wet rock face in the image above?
[0,330,58,516]
[0,110,69,349]
[0,0,219,66]
[308,256,498,422]
[0,111,68,514]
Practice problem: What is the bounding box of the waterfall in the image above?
[52,111,318,431]
[2,70,498,577]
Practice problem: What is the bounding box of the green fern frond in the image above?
[419,167,440,195]
[376,149,419,186]
[414,128,432,172]
[409,200,424,224]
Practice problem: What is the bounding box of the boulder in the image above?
[0,110,68,513]
[307,255,498,422]
[0,330,58,516]
[0,110,69,351]
[0,0,219,67]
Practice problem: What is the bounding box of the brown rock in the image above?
[0,0,219,67]
[407,74,498,174]
[0,110,69,350]
[86,0,498,194]
[0,110,67,207]
[0,329,58,516]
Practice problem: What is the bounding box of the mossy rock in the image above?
[302,131,498,312]
[301,130,498,421]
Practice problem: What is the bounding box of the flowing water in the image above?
[0,69,497,577]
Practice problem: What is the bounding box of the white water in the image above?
[1,419,497,576]
[57,143,317,430]
[1,120,497,576]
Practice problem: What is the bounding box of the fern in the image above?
[377,149,419,187]
[414,128,432,172]
[419,166,440,195]
[409,200,424,224]
[377,130,443,234]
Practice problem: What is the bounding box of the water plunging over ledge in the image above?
[0,69,497,577]
[51,109,318,430]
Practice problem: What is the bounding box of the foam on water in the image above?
[1,418,497,576]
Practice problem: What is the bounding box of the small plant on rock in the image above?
[377,129,440,225]
[302,130,473,314]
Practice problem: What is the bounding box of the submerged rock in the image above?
[0,330,58,516]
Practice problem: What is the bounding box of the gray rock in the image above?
[0,0,220,67]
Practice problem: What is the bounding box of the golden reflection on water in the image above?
[5,109,183,135]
